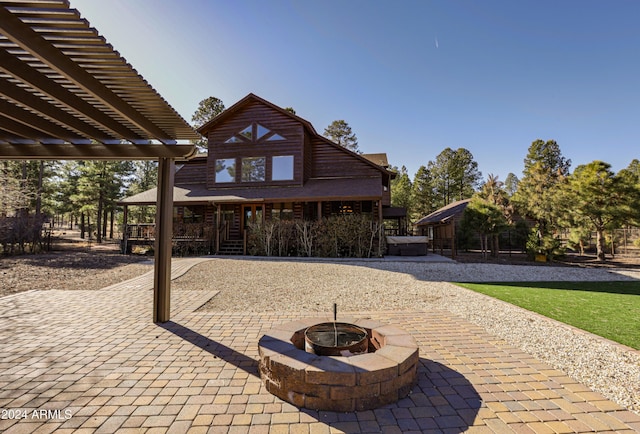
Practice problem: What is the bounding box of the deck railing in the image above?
[123,222,214,255]
[126,223,155,240]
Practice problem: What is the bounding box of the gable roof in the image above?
[415,199,471,226]
[197,93,318,136]
[197,93,393,177]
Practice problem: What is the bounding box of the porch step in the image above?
[218,239,244,255]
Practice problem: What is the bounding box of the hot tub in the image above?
[386,236,428,256]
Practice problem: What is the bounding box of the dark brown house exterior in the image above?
[121,93,394,252]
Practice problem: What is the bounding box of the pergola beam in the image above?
[0,142,197,160]
[0,98,87,142]
[0,46,145,141]
[0,6,176,142]
[0,75,116,142]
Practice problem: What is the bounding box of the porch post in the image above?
[122,205,129,254]
[153,157,175,323]
[215,203,220,254]
[317,201,322,220]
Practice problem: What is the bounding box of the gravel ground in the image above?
[172,258,640,414]
[0,251,152,297]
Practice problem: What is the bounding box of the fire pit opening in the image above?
[305,322,369,356]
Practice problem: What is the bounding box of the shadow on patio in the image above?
[158,321,482,433]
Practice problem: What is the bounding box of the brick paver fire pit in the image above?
[258,317,419,412]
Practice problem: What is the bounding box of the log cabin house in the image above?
[120,93,397,254]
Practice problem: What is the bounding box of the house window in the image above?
[215,158,236,183]
[241,157,266,182]
[224,123,286,144]
[256,124,270,140]
[331,201,355,215]
[272,155,294,181]
[239,125,253,140]
[183,206,204,223]
[271,202,293,220]
[361,201,373,213]
[267,133,285,141]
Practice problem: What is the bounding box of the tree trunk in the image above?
[610,230,615,259]
[80,212,85,239]
[36,161,43,218]
[109,210,114,239]
[102,207,108,239]
[96,194,103,243]
[479,234,488,260]
[596,229,606,262]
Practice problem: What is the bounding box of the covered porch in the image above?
[119,178,387,255]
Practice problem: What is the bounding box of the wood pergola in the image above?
[0,1,200,322]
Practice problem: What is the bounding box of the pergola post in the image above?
[153,157,175,323]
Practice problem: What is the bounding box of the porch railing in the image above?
[215,220,230,254]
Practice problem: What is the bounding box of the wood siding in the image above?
[175,160,207,184]
[206,101,304,189]
[309,137,381,178]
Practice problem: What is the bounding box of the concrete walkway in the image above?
[0,257,638,433]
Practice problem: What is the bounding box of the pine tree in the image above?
[411,165,436,220]
[323,120,359,153]
[563,160,640,261]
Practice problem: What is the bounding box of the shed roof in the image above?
[415,199,471,226]
[0,0,198,159]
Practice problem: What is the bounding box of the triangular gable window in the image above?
[256,124,270,140]
[239,125,253,140]
[267,133,285,141]
[224,123,287,144]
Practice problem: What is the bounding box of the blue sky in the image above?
[70,0,639,182]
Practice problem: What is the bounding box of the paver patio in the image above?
[0,258,639,433]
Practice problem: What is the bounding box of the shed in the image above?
[415,199,471,257]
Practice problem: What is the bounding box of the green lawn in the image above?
[454,281,640,350]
